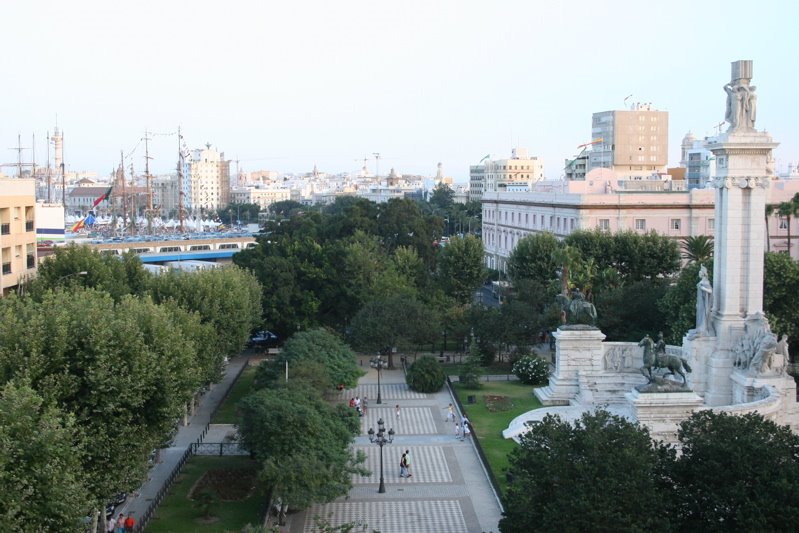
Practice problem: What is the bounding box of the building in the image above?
[680,131,717,189]
[0,179,37,295]
[588,103,668,178]
[469,148,545,202]
[188,144,231,212]
[230,187,292,209]
[481,170,799,270]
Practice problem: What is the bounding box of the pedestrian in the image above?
[362,396,368,414]
[355,396,361,410]
[349,397,355,408]
[404,449,412,477]
[395,404,400,419]
[106,515,116,533]
[461,415,469,427]
[124,513,135,533]
[116,513,125,533]
[454,422,461,440]
[399,452,408,478]
[463,422,471,439]
[446,403,455,422]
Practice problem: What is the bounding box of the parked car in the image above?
[248,330,279,348]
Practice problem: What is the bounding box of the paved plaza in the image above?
[288,359,503,533]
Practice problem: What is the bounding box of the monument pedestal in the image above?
[535,326,605,406]
[682,332,715,397]
[626,389,704,444]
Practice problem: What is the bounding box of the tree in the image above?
[436,235,486,305]
[507,233,561,285]
[429,183,455,211]
[673,410,799,531]
[26,244,148,301]
[681,235,714,264]
[349,295,438,366]
[237,386,366,523]
[597,279,670,341]
[658,262,706,344]
[147,266,262,357]
[278,329,362,389]
[763,251,799,341]
[499,410,673,533]
[406,355,446,393]
[0,380,90,532]
[268,200,304,217]
[459,337,483,388]
[765,203,776,252]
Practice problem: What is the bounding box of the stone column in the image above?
[534,325,605,406]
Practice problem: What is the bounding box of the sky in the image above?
[1,0,798,182]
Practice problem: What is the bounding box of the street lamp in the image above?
[57,271,88,283]
[370,354,387,404]
[367,417,395,494]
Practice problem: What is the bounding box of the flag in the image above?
[70,218,86,232]
[91,186,113,208]
[84,212,96,226]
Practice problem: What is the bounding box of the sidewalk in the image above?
[286,359,504,533]
[118,354,250,521]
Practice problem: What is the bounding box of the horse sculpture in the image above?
[555,289,597,325]
[639,334,693,384]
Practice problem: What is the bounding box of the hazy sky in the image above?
[2,0,797,182]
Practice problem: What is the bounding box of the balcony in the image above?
[0,223,9,235]
[25,220,34,232]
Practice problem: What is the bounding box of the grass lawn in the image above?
[452,380,542,495]
[211,365,257,424]
[146,456,265,533]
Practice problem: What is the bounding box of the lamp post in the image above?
[57,271,88,284]
[370,354,387,404]
[367,417,395,493]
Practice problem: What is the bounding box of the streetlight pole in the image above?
[371,354,386,404]
[367,417,395,494]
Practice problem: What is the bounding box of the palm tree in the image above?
[778,201,798,254]
[765,204,776,252]
[681,235,714,264]
[551,245,582,296]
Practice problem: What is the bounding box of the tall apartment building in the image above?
[588,103,668,177]
[188,144,231,212]
[469,148,545,202]
[0,179,37,296]
[680,131,716,189]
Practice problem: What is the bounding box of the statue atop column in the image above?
[724,60,757,132]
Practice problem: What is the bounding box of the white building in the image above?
[680,132,717,190]
[188,144,231,212]
[230,187,292,209]
[469,148,545,202]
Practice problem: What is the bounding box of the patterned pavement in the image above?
[287,365,502,533]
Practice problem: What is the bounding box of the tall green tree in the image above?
[429,183,455,211]
[0,380,90,532]
[507,233,561,285]
[500,410,673,533]
[657,262,706,344]
[436,235,486,305]
[237,386,366,524]
[673,411,799,531]
[278,329,362,389]
[763,251,799,340]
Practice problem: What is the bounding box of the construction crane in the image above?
[564,138,603,174]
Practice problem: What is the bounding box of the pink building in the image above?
[482,169,799,270]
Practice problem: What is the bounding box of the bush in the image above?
[512,356,549,385]
[406,355,446,393]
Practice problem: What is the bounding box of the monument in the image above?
[508,61,799,444]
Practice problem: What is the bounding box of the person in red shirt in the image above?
[124,514,135,532]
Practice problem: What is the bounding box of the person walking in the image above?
[404,449,412,477]
[399,452,408,478]
[362,396,368,414]
[445,403,455,422]
[454,422,461,440]
[106,515,116,533]
[463,422,471,439]
[395,404,400,420]
[116,513,125,533]
[124,513,135,533]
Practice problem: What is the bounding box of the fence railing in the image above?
[447,376,506,509]
[191,441,249,456]
[134,445,193,532]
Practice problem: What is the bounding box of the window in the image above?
[708,219,715,231]
[670,219,681,231]
[635,219,646,231]
[779,218,788,229]
[598,219,610,231]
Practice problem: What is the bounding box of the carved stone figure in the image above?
[733,315,779,374]
[695,265,714,335]
[724,61,758,132]
[777,334,790,363]
[724,83,744,129]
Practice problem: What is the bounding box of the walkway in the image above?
[117,354,250,521]
[286,358,504,533]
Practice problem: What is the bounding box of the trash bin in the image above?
[467,395,476,404]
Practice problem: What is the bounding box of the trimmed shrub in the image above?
[512,355,550,385]
[406,355,446,393]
